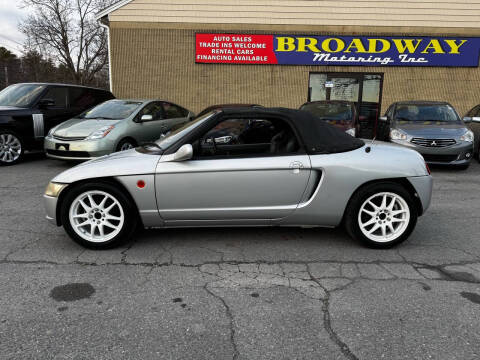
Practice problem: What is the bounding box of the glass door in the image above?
[308,72,383,138]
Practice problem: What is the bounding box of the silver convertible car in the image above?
[44,108,433,249]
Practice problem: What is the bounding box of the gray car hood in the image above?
[52,149,160,184]
[395,121,467,138]
[53,118,122,138]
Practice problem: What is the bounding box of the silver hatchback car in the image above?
[44,99,194,160]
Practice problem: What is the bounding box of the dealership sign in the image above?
[195,33,480,67]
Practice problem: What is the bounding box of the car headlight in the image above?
[47,126,58,138]
[390,128,408,141]
[345,128,356,137]
[86,125,115,140]
[45,182,68,197]
[460,129,474,142]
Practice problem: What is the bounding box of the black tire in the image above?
[115,138,137,152]
[0,130,24,166]
[60,182,139,249]
[344,182,418,249]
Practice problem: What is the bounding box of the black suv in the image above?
[0,83,114,165]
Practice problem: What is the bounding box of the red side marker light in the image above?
[425,162,431,175]
[137,180,146,188]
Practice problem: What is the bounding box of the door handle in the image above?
[289,161,304,174]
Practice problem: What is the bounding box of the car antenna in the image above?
[365,136,376,153]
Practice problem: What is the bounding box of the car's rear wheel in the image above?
[61,182,138,249]
[344,182,417,248]
[0,131,23,165]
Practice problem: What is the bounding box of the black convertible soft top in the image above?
[221,107,365,154]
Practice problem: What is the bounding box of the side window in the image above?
[41,86,68,108]
[162,102,188,118]
[474,106,480,117]
[69,88,97,111]
[193,117,299,158]
[138,102,164,121]
[386,105,394,119]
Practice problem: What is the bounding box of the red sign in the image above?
[195,33,277,64]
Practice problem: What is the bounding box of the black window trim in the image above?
[135,101,165,122]
[175,112,307,160]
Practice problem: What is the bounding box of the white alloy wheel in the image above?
[0,133,22,163]
[120,142,134,151]
[358,192,410,243]
[69,190,125,243]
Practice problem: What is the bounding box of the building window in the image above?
[308,72,384,138]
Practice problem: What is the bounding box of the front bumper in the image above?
[407,175,433,215]
[391,139,474,166]
[44,136,115,161]
[44,194,59,225]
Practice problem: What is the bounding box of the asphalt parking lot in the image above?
[1,154,480,360]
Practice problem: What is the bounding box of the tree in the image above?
[21,50,58,83]
[0,47,17,62]
[19,0,113,86]
[0,47,20,87]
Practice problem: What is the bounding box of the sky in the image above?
[0,0,29,55]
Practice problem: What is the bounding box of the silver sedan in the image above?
[44,107,433,249]
[44,99,194,160]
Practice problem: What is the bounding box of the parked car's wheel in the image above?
[0,131,24,166]
[116,138,137,152]
[474,140,480,160]
[61,182,138,249]
[344,182,417,248]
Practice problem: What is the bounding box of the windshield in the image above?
[154,111,216,150]
[80,100,142,120]
[0,84,46,107]
[301,102,353,123]
[394,104,460,122]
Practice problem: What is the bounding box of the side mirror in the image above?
[160,144,193,162]
[141,114,153,122]
[379,116,388,123]
[187,112,196,121]
[38,98,55,108]
[174,144,193,161]
[463,116,472,123]
[472,117,480,123]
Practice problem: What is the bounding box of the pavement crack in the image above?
[204,285,239,360]
[120,241,136,264]
[307,264,359,360]
[198,245,225,262]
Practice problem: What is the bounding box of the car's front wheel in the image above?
[61,182,138,249]
[116,138,137,152]
[0,131,24,165]
[344,182,418,248]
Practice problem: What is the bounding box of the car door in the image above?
[38,86,75,134]
[161,102,189,132]
[133,101,167,143]
[155,115,312,223]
